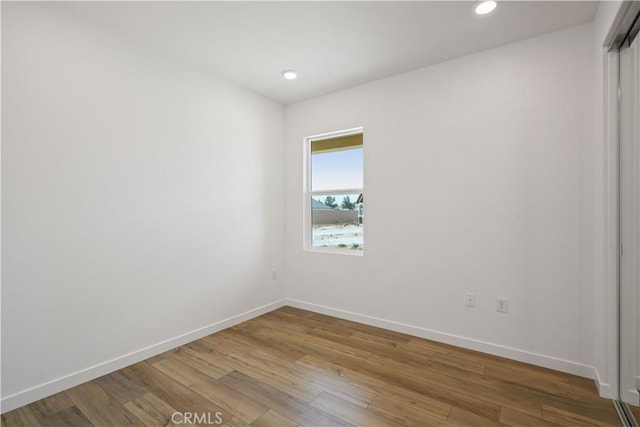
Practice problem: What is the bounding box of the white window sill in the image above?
[304,247,364,256]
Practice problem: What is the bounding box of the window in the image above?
[304,128,363,254]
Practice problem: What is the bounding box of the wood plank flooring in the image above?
[2,307,623,426]
[629,404,640,425]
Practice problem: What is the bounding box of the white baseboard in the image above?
[0,299,286,413]
[286,299,598,381]
[621,388,640,406]
[594,368,618,399]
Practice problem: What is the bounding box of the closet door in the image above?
[619,28,640,407]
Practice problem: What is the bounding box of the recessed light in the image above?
[281,69,297,80]
[475,1,497,15]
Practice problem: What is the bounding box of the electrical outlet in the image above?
[271,269,277,280]
[465,293,476,307]
[497,297,508,313]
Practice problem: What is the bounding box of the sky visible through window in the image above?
[311,148,363,191]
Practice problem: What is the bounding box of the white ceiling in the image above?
[64,1,598,105]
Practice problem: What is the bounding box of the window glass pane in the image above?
[311,147,363,191]
[311,194,363,250]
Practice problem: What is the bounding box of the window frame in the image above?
[303,127,364,255]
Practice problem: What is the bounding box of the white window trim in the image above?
[303,127,364,255]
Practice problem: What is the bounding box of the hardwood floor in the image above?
[2,307,622,426]
[629,404,640,425]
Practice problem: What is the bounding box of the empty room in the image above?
[2,1,640,426]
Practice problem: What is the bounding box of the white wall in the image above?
[284,24,596,377]
[1,2,284,410]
